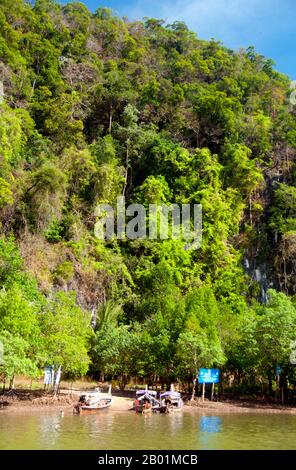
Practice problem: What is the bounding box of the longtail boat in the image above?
[74,386,112,414]
[134,388,160,414]
[159,391,184,413]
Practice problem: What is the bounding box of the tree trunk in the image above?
[219,372,224,396]
[202,382,205,401]
[268,374,273,396]
[122,143,129,197]
[109,104,113,134]
[119,379,126,391]
[211,383,214,401]
[249,194,253,226]
[280,374,287,404]
[9,375,14,390]
[31,78,36,97]
[283,239,288,293]
[201,383,206,401]
[191,376,196,401]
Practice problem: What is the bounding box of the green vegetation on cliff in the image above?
[1,0,296,394]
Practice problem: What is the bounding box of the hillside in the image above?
[1,0,296,394]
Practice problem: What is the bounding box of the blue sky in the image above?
[61,0,296,78]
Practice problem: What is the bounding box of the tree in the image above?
[24,162,67,230]
[95,300,122,331]
[176,331,216,399]
[0,331,39,389]
[176,287,225,397]
[224,308,260,391]
[255,290,296,394]
[0,236,23,285]
[102,62,136,134]
[269,184,296,293]
[40,292,92,380]
[222,143,264,196]
[92,323,138,389]
[0,284,43,388]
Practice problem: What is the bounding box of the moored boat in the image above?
[74,386,112,414]
[134,388,160,414]
[158,391,184,413]
[79,397,112,414]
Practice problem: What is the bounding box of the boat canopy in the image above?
[136,390,157,396]
[160,391,181,399]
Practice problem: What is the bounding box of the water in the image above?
[0,410,295,450]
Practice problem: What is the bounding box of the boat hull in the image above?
[75,399,112,414]
[79,405,111,414]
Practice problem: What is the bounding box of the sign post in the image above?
[202,382,205,401]
[198,369,220,401]
[275,365,282,403]
[53,366,62,395]
[44,366,54,391]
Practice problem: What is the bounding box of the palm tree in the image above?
[95,300,122,331]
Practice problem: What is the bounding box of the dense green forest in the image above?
[1,0,296,396]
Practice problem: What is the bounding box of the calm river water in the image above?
[0,409,295,450]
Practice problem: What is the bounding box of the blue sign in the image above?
[198,368,220,384]
[44,366,54,385]
[276,366,282,375]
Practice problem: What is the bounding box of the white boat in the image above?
[134,388,160,414]
[159,391,184,412]
[74,386,112,414]
[133,386,184,414]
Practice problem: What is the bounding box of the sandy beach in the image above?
[1,390,296,415]
[0,390,134,413]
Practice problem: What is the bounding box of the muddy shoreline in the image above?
[1,390,296,415]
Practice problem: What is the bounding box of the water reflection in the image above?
[86,410,115,437]
[198,415,223,450]
[39,414,60,440]
[2,410,296,450]
[166,412,184,434]
[199,416,222,433]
